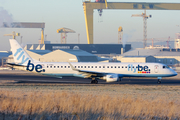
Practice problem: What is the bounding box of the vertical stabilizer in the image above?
[9,39,33,65]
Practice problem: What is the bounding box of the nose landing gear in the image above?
[157,77,162,84]
[157,79,161,84]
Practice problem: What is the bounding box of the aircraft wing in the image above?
[69,62,107,78]
[78,69,106,77]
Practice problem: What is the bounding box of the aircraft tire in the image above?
[157,79,161,84]
[91,80,95,84]
[91,80,98,84]
[91,80,94,84]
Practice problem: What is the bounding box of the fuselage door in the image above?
[154,65,159,73]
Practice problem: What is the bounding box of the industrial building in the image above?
[4,45,180,66]
[0,51,12,66]
[117,48,180,66]
[25,43,131,55]
[121,56,156,63]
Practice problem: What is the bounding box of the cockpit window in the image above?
[163,66,169,69]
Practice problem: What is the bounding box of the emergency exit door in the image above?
[154,65,159,73]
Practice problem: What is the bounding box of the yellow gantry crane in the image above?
[2,22,45,44]
[83,0,180,44]
[95,0,108,17]
[57,28,75,44]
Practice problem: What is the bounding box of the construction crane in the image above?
[4,31,20,39]
[132,10,152,48]
[57,28,75,44]
[118,26,123,44]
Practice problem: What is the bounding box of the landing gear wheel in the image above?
[95,80,98,84]
[91,79,98,84]
[157,79,161,84]
[91,80,94,84]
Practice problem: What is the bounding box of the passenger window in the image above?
[129,66,131,68]
[118,66,120,68]
[64,66,66,68]
[114,66,116,68]
[61,66,63,68]
[95,66,97,68]
[125,66,127,68]
[54,66,56,68]
[107,66,109,68]
[84,66,86,68]
[103,66,105,68]
[81,66,83,68]
[57,66,59,68]
[163,66,166,69]
[132,66,134,68]
[47,66,48,68]
[99,66,101,68]
[91,66,93,68]
[78,66,80,68]
[75,66,76,68]
[68,66,70,68]
[122,66,124,68]
[111,66,113,68]
[50,66,52,68]
[88,66,90,68]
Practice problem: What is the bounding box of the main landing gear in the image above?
[157,77,162,84]
[91,78,98,84]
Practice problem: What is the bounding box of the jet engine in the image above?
[103,74,120,82]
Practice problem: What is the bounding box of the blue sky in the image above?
[0,0,180,50]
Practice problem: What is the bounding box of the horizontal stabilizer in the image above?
[6,62,26,67]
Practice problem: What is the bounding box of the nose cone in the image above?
[172,70,178,76]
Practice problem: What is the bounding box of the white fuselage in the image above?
[24,62,177,78]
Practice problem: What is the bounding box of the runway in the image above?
[0,70,180,85]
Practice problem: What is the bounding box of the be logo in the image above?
[26,60,45,73]
[137,65,150,71]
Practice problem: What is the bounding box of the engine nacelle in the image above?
[103,74,120,82]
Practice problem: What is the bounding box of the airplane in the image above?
[7,39,177,84]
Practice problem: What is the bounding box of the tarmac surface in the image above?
[0,69,180,85]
